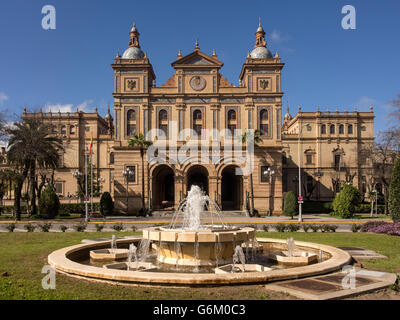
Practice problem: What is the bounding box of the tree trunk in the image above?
[250,173,255,217]
[370,198,374,217]
[141,148,146,216]
[14,180,23,221]
[384,184,389,215]
[29,163,37,216]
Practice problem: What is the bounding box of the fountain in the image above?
[89,235,129,262]
[142,185,255,268]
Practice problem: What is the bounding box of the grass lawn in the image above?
[0,231,399,300]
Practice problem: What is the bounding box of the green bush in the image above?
[303,201,333,214]
[38,186,60,219]
[389,157,400,222]
[351,224,362,233]
[286,224,300,232]
[95,224,104,232]
[329,225,338,232]
[302,224,311,232]
[283,191,297,218]
[131,225,137,232]
[100,192,114,216]
[274,223,287,232]
[59,203,100,215]
[332,184,361,219]
[6,223,16,232]
[310,224,319,232]
[263,225,269,232]
[38,223,52,232]
[59,225,68,232]
[112,223,124,232]
[73,223,87,232]
[24,223,36,232]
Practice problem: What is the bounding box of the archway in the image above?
[221,165,243,210]
[152,165,175,210]
[186,165,209,195]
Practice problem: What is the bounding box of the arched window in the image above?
[127,109,137,136]
[60,125,66,135]
[227,109,237,135]
[321,124,326,134]
[259,109,269,136]
[127,110,136,121]
[348,124,353,134]
[192,109,203,137]
[330,124,335,134]
[69,125,76,135]
[158,109,168,137]
[339,124,344,134]
[228,110,236,121]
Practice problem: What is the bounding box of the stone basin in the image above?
[90,248,129,261]
[268,251,319,266]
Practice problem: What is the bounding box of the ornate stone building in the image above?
[18,22,375,215]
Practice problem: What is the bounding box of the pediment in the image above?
[171,50,223,68]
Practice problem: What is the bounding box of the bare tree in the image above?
[389,93,400,124]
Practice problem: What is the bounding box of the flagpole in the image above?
[85,136,89,223]
[90,135,93,215]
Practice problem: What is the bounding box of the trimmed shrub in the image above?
[283,191,297,218]
[131,225,137,232]
[274,223,287,232]
[329,225,338,232]
[389,157,400,222]
[59,225,68,232]
[310,224,319,232]
[6,223,16,232]
[100,192,114,216]
[73,223,87,232]
[303,201,333,214]
[24,223,36,232]
[263,225,269,232]
[302,224,311,233]
[38,186,60,219]
[351,224,362,233]
[95,224,104,232]
[286,224,300,232]
[38,223,52,232]
[332,184,361,219]
[112,223,124,232]
[320,224,330,233]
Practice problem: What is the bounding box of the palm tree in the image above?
[6,118,62,219]
[241,129,262,217]
[128,133,153,216]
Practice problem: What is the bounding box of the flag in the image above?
[89,136,93,156]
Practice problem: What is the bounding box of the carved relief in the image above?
[257,77,272,91]
[189,76,206,91]
[124,78,139,92]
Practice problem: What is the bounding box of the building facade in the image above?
[18,22,375,215]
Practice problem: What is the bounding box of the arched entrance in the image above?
[152,165,175,210]
[221,165,243,210]
[186,165,209,195]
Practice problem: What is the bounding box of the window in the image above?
[70,126,76,135]
[227,124,236,135]
[158,109,168,137]
[61,125,66,135]
[334,154,341,169]
[126,166,136,183]
[55,182,63,195]
[339,124,344,134]
[228,110,236,121]
[127,109,137,137]
[192,109,203,137]
[321,124,326,134]
[330,124,335,134]
[306,154,313,164]
[260,166,270,182]
[127,110,136,121]
[259,109,269,136]
[348,124,353,134]
[110,152,114,164]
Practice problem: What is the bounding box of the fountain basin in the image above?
[90,249,129,261]
[268,251,319,266]
[143,226,255,266]
[104,261,156,271]
[215,264,272,274]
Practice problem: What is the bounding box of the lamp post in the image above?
[298,121,310,222]
[264,167,275,216]
[122,168,134,215]
[72,170,83,202]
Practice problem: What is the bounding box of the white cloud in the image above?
[0,92,8,106]
[44,99,94,113]
[270,29,282,42]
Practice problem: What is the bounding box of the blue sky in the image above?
[0,0,399,133]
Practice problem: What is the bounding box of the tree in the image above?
[388,157,400,222]
[389,93,400,124]
[332,183,361,219]
[38,185,60,219]
[6,118,62,219]
[128,133,153,216]
[283,191,297,219]
[241,129,262,217]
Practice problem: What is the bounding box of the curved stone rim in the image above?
[48,237,352,285]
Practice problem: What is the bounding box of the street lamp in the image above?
[263,167,275,216]
[298,120,311,222]
[122,168,134,214]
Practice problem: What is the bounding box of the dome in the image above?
[250,46,273,59]
[122,46,145,59]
